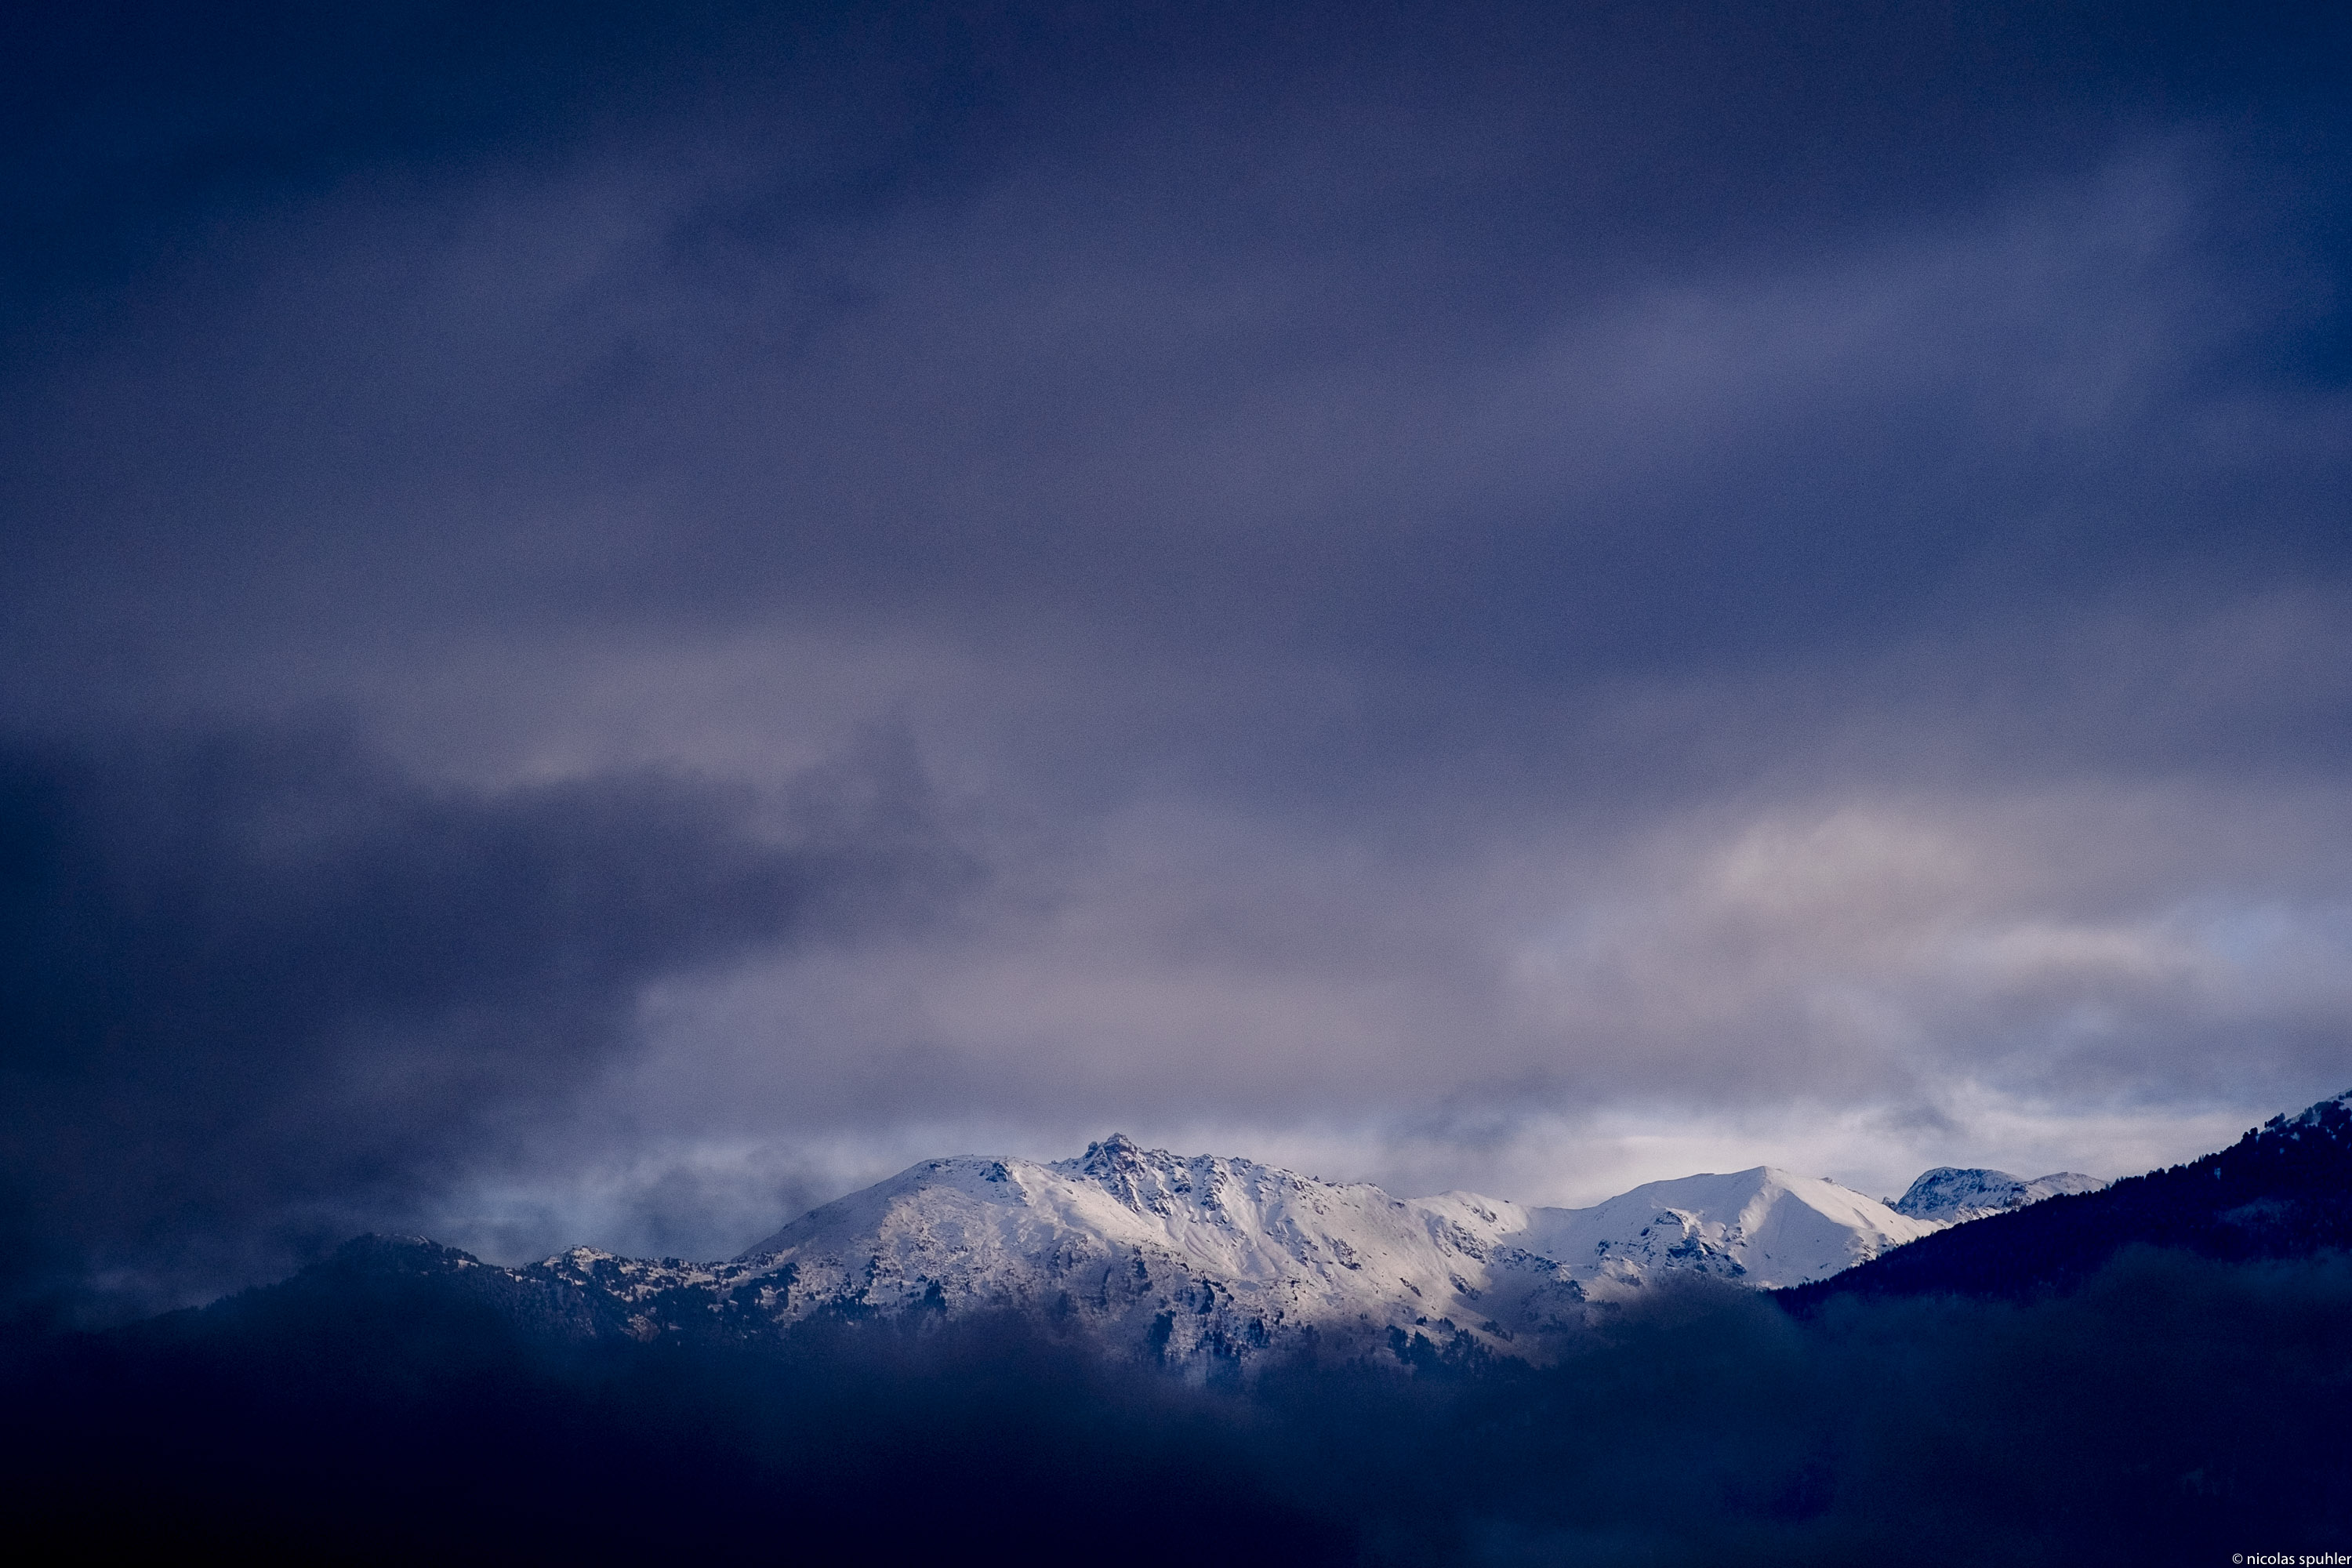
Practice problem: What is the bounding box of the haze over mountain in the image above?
[233,1081,2352,1376]
[230,1127,2048,1370]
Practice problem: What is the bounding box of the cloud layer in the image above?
[3,1,2349,1304]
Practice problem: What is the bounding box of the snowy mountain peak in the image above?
[713,1138,1575,1366]
[1893,1167,2108,1225]
[1076,1131,1145,1170]
[1058,1133,1240,1218]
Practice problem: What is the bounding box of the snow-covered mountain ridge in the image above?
[1421,1166,1944,1290]
[450,1133,2046,1369]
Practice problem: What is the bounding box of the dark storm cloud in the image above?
[5,22,2345,723]
[0,720,973,1327]
[2,1,2350,1274]
[8,5,2347,682]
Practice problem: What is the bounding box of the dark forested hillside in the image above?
[1781,1092,2352,1311]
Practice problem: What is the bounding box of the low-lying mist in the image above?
[6,1243,2348,1563]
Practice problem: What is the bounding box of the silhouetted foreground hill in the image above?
[1781,1091,2352,1311]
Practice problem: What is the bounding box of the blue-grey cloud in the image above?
[0,720,973,1325]
[2,1,2349,1288]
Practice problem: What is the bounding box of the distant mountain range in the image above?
[127,1088,2351,1373]
[247,1132,2121,1370]
[303,1139,1929,1370]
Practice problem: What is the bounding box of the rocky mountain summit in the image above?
[1893,1167,2108,1224]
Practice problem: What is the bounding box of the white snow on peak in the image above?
[1892,1167,2107,1225]
[727,1134,1588,1366]
[1421,1166,1940,1292]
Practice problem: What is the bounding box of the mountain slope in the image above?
[1782,1090,2352,1308]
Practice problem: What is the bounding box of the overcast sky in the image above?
[5,1,2349,1322]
